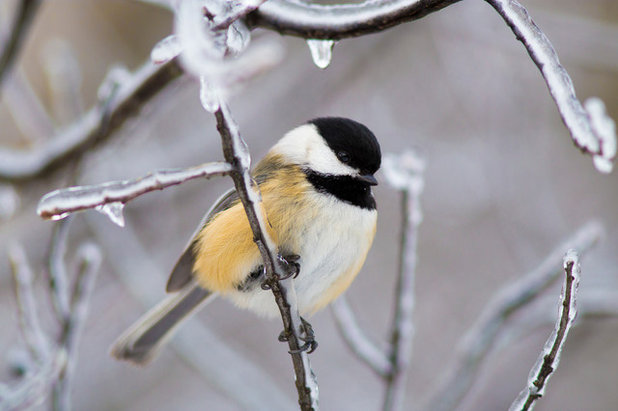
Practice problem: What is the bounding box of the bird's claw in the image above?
[284,317,318,354]
[277,254,301,281]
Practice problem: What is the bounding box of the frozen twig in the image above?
[247,0,461,40]
[485,0,616,173]
[0,0,41,86]
[36,161,232,221]
[47,218,73,321]
[214,101,319,411]
[331,296,391,377]
[509,250,580,411]
[426,221,602,411]
[382,151,425,411]
[331,150,425,411]
[52,243,102,411]
[0,59,183,181]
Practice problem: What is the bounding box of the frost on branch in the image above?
[585,97,617,174]
[509,250,581,411]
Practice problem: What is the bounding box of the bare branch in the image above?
[509,250,580,411]
[426,221,603,411]
[0,0,41,86]
[214,101,318,410]
[331,296,391,377]
[0,59,184,181]
[247,0,461,40]
[485,0,616,172]
[36,161,232,220]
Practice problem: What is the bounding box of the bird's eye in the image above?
[337,151,351,163]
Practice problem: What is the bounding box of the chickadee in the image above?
[111,117,381,364]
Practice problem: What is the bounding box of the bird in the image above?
[111,117,381,365]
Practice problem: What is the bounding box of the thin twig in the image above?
[36,161,232,220]
[426,221,602,411]
[331,296,391,377]
[52,243,102,411]
[47,218,73,322]
[214,101,318,411]
[0,59,183,181]
[383,151,425,411]
[509,250,580,411]
[485,0,616,172]
[0,0,41,87]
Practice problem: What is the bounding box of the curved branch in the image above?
[0,0,41,86]
[485,0,616,172]
[247,0,462,40]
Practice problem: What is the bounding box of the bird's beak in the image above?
[357,174,378,186]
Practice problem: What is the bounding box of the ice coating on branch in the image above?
[225,21,251,55]
[509,250,580,411]
[199,76,220,112]
[306,39,334,69]
[585,97,616,174]
[95,202,126,227]
[150,34,183,64]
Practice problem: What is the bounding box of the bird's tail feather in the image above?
[110,284,215,365]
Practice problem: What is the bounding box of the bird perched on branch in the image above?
[111,117,381,364]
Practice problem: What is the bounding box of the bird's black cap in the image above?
[309,117,381,175]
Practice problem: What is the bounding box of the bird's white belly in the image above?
[227,196,377,318]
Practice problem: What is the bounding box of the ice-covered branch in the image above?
[0,59,183,181]
[36,161,232,222]
[331,296,391,377]
[0,0,41,86]
[214,101,318,411]
[382,150,425,411]
[247,0,461,40]
[331,150,425,411]
[426,221,602,411]
[52,242,102,411]
[509,250,580,411]
[3,234,101,411]
[485,0,616,173]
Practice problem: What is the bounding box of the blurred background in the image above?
[0,0,617,410]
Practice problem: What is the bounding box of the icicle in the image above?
[150,34,183,64]
[306,39,335,69]
[199,76,220,112]
[95,202,126,227]
[49,212,70,221]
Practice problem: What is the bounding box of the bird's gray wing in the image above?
[165,187,240,292]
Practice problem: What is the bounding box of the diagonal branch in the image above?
[425,221,603,411]
[509,250,581,411]
[214,101,318,411]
